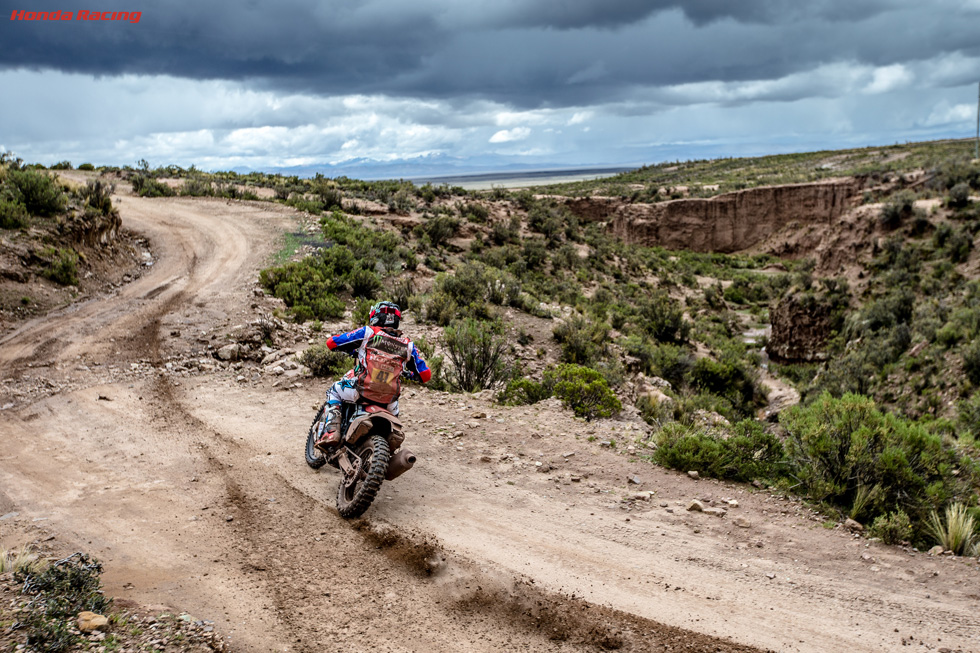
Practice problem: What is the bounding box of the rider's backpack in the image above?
[355,329,412,405]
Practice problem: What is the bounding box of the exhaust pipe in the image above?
[386,449,417,480]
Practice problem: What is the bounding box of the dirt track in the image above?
[2,196,979,652]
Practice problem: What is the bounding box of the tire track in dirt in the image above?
[154,368,767,652]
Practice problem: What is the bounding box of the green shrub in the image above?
[415,214,459,247]
[780,392,975,536]
[347,267,383,298]
[948,183,971,208]
[927,503,978,555]
[181,176,213,196]
[498,378,551,406]
[962,340,980,385]
[637,291,690,343]
[544,363,621,420]
[879,190,915,229]
[553,315,608,366]
[77,163,95,171]
[443,319,508,392]
[688,356,762,419]
[258,252,351,322]
[459,201,489,223]
[7,169,67,216]
[41,248,79,286]
[869,510,913,545]
[14,553,112,653]
[0,197,29,228]
[653,420,784,482]
[299,344,351,378]
[78,179,114,215]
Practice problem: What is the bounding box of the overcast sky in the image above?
[1,0,978,175]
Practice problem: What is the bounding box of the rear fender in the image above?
[345,410,405,449]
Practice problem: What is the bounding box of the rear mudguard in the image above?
[345,406,405,450]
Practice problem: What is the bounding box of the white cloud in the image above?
[489,127,531,143]
[863,64,913,94]
[924,101,975,127]
[568,111,592,125]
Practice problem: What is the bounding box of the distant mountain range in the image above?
[230,153,641,181]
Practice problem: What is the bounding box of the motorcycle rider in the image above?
[314,301,431,453]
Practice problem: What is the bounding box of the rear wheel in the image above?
[336,434,390,518]
[305,403,328,470]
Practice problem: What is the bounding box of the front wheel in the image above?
[336,434,390,518]
[305,403,328,470]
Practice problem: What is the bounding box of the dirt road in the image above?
[1,196,978,652]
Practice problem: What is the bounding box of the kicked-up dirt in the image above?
[1,194,979,652]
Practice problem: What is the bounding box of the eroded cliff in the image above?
[565,179,862,253]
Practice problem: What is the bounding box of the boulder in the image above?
[844,518,864,532]
[687,499,705,512]
[77,611,109,632]
[216,344,241,361]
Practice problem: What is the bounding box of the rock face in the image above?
[564,179,861,254]
[769,291,837,362]
[66,209,122,248]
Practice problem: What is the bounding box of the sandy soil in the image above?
[1,195,979,652]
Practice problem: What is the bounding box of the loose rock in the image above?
[77,612,109,632]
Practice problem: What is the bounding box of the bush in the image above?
[869,510,913,545]
[132,174,175,197]
[637,291,690,343]
[688,356,762,419]
[77,163,95,171]
[41,248,79,286]
[948,182,971,208]
[14,553,112,653]
[927,503,978,555]
[459,201,489,223]
[443,319,508,392]
[0,197,29,229]
[415,214,459,247]
[544,364,621,420]
[78,179,114,215]
[258,252,350,322]
[6,169,67,216]
[780,392,975,536]
[552,315,608,366]
[181,176,213,196]
[498,378,551,406]
[653,420,784,482]
[879,190,915,229]
[299,344,351,378]
[962,340,980,385]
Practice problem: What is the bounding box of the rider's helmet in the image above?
[368,301,401,329]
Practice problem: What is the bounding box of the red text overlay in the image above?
[10,10,142,23]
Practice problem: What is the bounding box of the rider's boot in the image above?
[314,408,342,454]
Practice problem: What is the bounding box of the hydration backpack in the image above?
[355,329,411,405]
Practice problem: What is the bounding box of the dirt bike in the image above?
[305,401,416,518]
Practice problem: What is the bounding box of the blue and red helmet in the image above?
[368,301,401,329]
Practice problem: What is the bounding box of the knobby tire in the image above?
[336,434,390,519]
[305,403,328,470]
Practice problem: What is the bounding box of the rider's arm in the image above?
[406,341,432,383]
[326,326,371,357]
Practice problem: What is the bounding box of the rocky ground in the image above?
[1,192,979,652]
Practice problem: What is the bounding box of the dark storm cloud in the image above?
[0,0,975,108]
